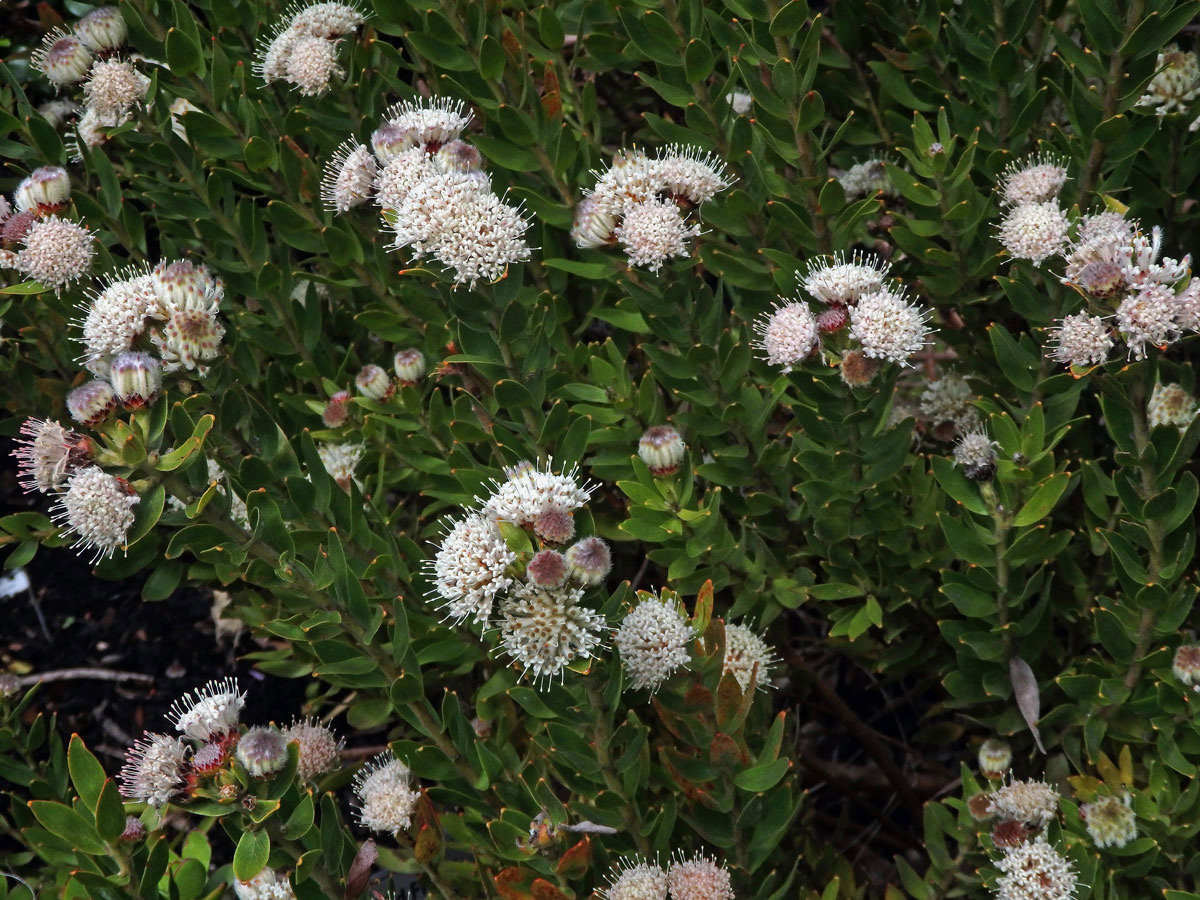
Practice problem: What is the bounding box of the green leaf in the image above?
[244,136,278,173]
[95,779,127,843]
[1012,473,1071,527]
[155,415,215,471]
[68,735,106,810]
[164,26,205,77]
[29,800,107,855]
[733,757,790,792]
[769,0,809,38]
[233,830,270,882]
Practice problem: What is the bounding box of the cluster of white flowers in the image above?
[11,418,92,495]
[722,622,777,692]
[426,457,613,686]
[0,166,96,292]
[29,8,154,160]
[50,465,141,562]
[995,155,1070,265]
[993,836,1076,900]
[837,157,897,200]
[1046,208,1197,367]
[254,1,368,95]
[615,593,694,692]
[573,145,732,272]
[754,252,932,375]
[1081,793,1137,849]
[602,852,735,900]
[352,750,421,835]
[919,370,981,434]
[1135,45,1200,116]
[1148,382,1198,431]
[233,868,298,900]
[322,97,531,287]
[986,778,1060,828]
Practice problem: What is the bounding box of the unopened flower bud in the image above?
[75,6,128,51]
[371,123,409,163]
[1173,644,1200,688]
[110,350,162,408]
[928,142,944,155]
[14,166,71,213]
[218,783,239,801]
[281,718,342,782]
[356,363,394,401]
[533,506,574,544]
[235,726,289,777]
[471,716,492,738]
[565,536,611,585]
[322,390,351,427]
[816,304,849,334]
[1076,261,1125,299]
[839,349,879,387]
[191,738,231,774]
[433,140,483,174]
[967,791,994,820]
[2,210,38,246]
[570,195,617,249]
[527,549,568,588]
[120,815,145,842]
[67,379,118,427]
[393,348,426,386]
[33,31,93,87]
[638,425,685,476]
[991,819,1030,848]
[978,738,1012,780]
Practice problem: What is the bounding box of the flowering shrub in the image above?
[1,1,1199,899]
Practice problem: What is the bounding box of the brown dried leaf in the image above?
[344,838,377,899]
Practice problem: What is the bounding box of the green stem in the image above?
[584,682,650,856]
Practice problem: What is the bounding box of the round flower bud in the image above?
[986,778,1060,828]
[991,819,1030,849]
[1172,644,1200,687]
[566,536,611,586]
[1082,794,1137,849]
[120,815,145,842]
[355,363,394,401]
[723,622,777,692]
[281,718,342,782]
[169,677,245,741]
[527,549,569,588]
[666,853,733,900]
[75,6,128,51]
[14,166,71,213]
[953,430,997,481]
[839,349,879,387]
[52,466,139,562]
[615,594,694,693]
[978,738,1012,780]
[533,505,575,544]
[150,259,223,315]
[152,308,225,374]
[393,347,426,385]
[1076,261,1124,299]
[14,215,95,292]
[570,195,618,249]
[236,726,290,777]
[754,301,818,370]
[118,732,188,808]
[2,210,38,246]
[353,751,420,835]
[110,350,162,408]
[321,141,377,213]
[433,139,483,174]
[638,425,686,476]
[67,379,118,427]
[33,30,93,87]
[599,858,668,900]
[322,389,351,428]
[82,59,149,118]
[12,417,91,494]
[995,837,1076,900]
[371,122,411,163]
[816,303,848,334]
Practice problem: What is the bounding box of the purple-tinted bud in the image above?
[235,726,289,778]
[322,390,351,427]
[67,379,117,427]
[638,425,686,476]
[356,364,395,401]
[533,506,574,544]
[527,549,568,588]
[393,348,426,386]
[14,166,71,213]
[565,536,611,586]
[110,351,161,408]
[120,815,145,842]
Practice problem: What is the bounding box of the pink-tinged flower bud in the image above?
[322,389,351,427]
[191,737,232,775]
[75,6,128,52]
[1173,644,1200,688]
[370,122,409,163]
[393,348,425,386]
[110,350,162,408]
[638,425,685,475]
[119,815,145,842]
[978,738,1012,780]
[1076,261,1124,299]
[152,309,225,374]
[67,378,118,427]
[355,363,394,401]
[2,210,39,246]
[533,505,574,544]
[32,30,93,87]
[839,349,879,387]
[566,536,610,586]
[816,303,848,334]
[527,549,568,588]
[236,726,289,777]
[281,718,342,782]
[433,139,483,174]
[570,195,617,249]
[14,166,71,213]
[150,259,223,315]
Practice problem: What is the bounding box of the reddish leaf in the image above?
[414,823,443,864]
[531,878,570,900]
[692,579,714,636]
[344,839,376,899]
[495,867,535,900]
[709,732,743,770]
[555,836,591,879]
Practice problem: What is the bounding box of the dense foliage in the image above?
[1,0,1200,899]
